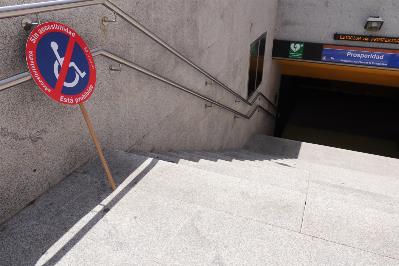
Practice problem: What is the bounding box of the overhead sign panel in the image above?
[321,45,399,69]
[334,33,399,45]
[26,21,96,105]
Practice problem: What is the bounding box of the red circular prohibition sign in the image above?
[26,22,96,105]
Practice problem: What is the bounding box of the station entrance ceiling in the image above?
[275,59,399,88]
[273,40,399,88]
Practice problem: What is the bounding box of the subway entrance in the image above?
[275,76,399,158]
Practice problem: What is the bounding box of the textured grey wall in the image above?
[276,0,399,49]
[0,0,279,224]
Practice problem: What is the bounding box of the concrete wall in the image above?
[276,0,399,49]
[0,0,279,224]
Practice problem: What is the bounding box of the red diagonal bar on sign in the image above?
[53,38,76,98]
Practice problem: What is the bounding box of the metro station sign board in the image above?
[273,40,399,70]
[334,33,399,45]
[321,45,399,69]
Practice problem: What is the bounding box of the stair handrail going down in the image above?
[0,49,274,119]
[0,0,277,110]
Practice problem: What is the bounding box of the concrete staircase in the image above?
[1,135,399,265]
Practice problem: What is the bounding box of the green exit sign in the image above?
[289,42,304,59]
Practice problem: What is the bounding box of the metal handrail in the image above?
[0,49,275,119]
[0,0,277,110]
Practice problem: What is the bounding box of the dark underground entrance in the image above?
[275,76,399,158]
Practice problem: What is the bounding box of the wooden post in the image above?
[79,103,116,191]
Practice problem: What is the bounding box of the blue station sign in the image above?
[321,45,399,69]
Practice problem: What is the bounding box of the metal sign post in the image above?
[25,21,116,190]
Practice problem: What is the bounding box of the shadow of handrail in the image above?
[41,158,159,266]
[0,151,158,265]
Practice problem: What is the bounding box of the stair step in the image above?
[149,149,399,200]
[170,150,302,175]
[222,149,297,167]
[134,151,179,163]
[165,151,309,193]
[246,135,399,177]
[183,150,292,170]
[188,150,237,162]
[132,150,308,194]
[126,155,306,232]
[296,160,399,200]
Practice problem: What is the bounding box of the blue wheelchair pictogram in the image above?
[36,32,90,95]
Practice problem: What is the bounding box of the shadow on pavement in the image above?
[0,151,157,266]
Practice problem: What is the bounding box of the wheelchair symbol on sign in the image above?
[51,41,86,88]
